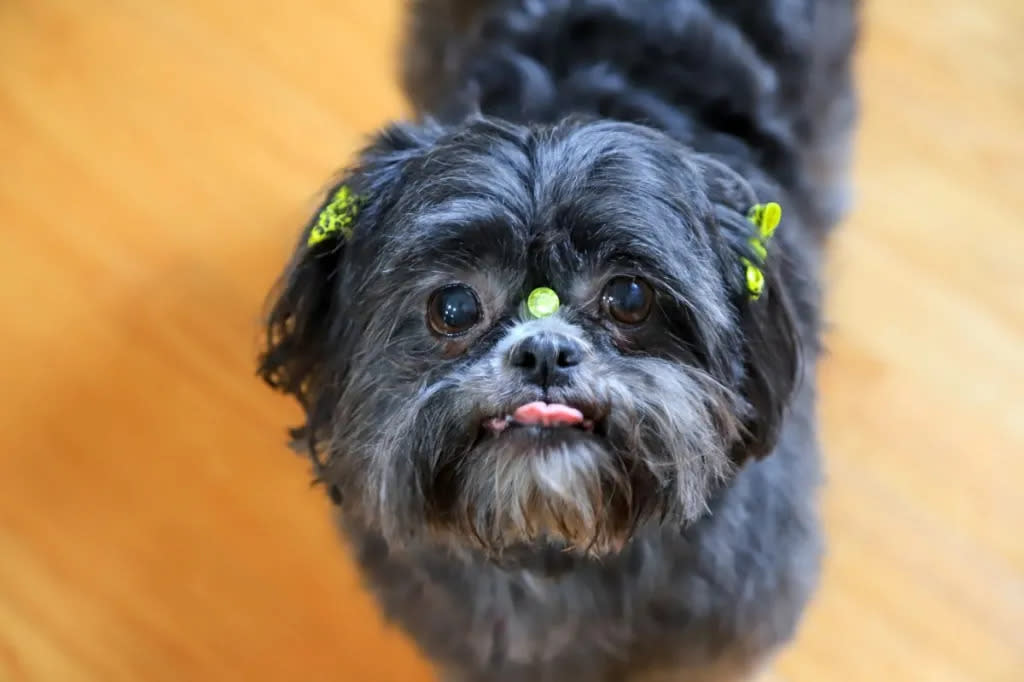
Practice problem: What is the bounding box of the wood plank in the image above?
[1,1,1021,680]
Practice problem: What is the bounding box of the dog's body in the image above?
[260,1,858,680]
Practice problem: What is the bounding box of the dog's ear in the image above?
[258,122,442,463]
[731,249,800,461]
[697,158,801,462]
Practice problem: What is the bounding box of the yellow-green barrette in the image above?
[740,201,782,300]
[307,185,361,247]
[527,287,560,318]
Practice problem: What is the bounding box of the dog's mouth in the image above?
[481,401,603,436]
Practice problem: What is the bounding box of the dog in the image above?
[259,1,858,679]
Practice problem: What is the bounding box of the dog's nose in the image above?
[508,333,583,387]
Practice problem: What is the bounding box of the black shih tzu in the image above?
[259,0,858,680]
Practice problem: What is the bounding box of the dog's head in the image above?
[260,117,798,557]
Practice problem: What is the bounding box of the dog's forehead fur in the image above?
[357,119,735,338]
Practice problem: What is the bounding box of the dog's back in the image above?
[405,0,857,231]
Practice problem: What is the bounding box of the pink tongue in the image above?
[512,401,584,427]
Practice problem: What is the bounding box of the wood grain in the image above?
[1,1,1021,680]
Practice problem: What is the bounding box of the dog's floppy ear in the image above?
[258,122,442,465]
[731,246,800,461]
[697,157,801,462]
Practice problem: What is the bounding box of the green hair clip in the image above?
[740,202,782,300]
[527,287,560,318]
[307,185,361,247]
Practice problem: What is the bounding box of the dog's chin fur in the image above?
[423,356,739,558]
[260,0,857,678]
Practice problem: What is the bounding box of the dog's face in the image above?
[261,117,798,557]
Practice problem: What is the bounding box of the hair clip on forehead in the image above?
[741,202,782,301]
[527,287,560,318]
[307,185,362,247]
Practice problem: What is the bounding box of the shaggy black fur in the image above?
[259,1,858,680]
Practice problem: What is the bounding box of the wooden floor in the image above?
[1,1,1022,680]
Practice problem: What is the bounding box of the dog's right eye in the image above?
[427,284,482,336]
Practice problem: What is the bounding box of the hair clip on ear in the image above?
[742,202,782,301]
[308,185,361,247]
[748,202,781,241]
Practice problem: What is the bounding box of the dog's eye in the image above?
[427,284,482,336]
[602,276,653,326]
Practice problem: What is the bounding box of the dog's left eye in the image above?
[602,276,654,326]
[427,284,482,336]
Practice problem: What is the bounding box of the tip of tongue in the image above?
[513,401,584,426]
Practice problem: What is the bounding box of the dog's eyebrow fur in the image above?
[392,206,529,272]
[412,197,515,231]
